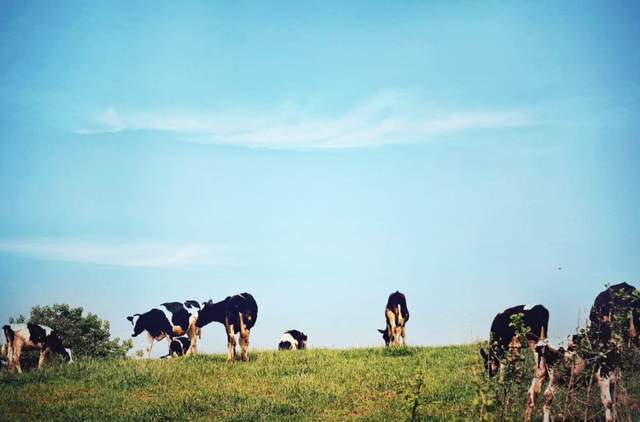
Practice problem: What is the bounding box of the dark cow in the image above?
[161,337,191,358]
[378,291,409,346]
[278,330,308,350]
[127,308,174,358]
[2,323,72,374]
[530,283,639,422]
[480,304,549,377]
[480,304,549,422]
[195,292,258,361]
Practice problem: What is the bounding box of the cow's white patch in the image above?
[279,332,298,349]
[40,325,53,336]
[65,348,73,363]
[9,324,30,342]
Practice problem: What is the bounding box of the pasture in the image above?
[2,343,639,421]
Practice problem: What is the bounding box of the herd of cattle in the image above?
[2,283,639,421]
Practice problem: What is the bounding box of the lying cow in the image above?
[529,283,639,422]
[278,330,308,350]
[2,323,72,373]
[480,304,549,377]
[378,291,409,346]
[195,292,258,361]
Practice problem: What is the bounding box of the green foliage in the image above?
[10,304,132,360]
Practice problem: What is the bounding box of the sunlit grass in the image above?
[0,345,480,420]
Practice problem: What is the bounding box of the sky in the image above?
[1,1,639,355]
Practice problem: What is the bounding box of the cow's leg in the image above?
[596,369,615,422]
[186,318,198,356]
[12,341,23,374]
[38,348,50,369]
[525,354,547,422]
[542,368,559,422]
[239,313,250,362]
[146,333,155,359]
[225,322,236,361]
[401,325,407,346]
[385,308,396,346]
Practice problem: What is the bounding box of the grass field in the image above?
[1,344,638,421]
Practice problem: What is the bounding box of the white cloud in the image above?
[77,93,533,149]
[0,238,226,268]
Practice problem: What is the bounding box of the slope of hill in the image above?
[1,344,638,420]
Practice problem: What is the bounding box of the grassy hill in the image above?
[1,344,638,421]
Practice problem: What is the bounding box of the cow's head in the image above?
[299,332,308,349]
[378,328,390,346]
[479,348,500,377]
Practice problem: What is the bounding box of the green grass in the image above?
[0,345,479,421]
[1,344,638,421]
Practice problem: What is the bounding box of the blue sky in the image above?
[1,1,639,354]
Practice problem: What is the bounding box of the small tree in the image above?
[10,304,132,359]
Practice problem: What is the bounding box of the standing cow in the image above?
[480,304,549,377]
[128,299,201,358]
[2,323,73,374]
[530,283,639,422]
[378,291,409,346]
[195,293,258,361]
[127,309,174,358]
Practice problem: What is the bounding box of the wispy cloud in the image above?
[77,93,534,149]
[0,238,226,268]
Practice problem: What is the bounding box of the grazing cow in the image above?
[480,304,549,422]
[2,323,72,374]
[278,330,308,350]
[529,283,639,422]
[378,291,409,346]
[161,337,192,358]
[480,304,549,377]
[195,293,258,361]
[127,309,174,358]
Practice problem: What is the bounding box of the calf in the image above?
[278,330,308,350]
[161,337,191,358]
[127,309,174,358]
[2,323,72,374]
[195,292,258,361]
[531,283,639,422]
[378,291,409,346]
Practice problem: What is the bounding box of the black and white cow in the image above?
[161,337,192,359]
[127,309,174,358]
[2,323,72,374]
[195,293,258,361]
[480,304,549,378]
[161,301,201,355]
[127,300,201,358]
[278,330,308,350]
[378,291,409,346]
[529,283,639,422]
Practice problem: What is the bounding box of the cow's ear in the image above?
[480,349,488,362]
[377,329,385,334]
